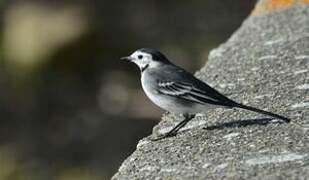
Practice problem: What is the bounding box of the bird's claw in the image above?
[150,132,177,141]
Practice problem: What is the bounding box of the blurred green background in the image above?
[0,0,255,179]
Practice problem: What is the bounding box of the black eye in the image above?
[138,55,143,59]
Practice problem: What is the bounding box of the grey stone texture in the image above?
[113,3,309,180]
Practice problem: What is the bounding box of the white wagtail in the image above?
[121,48,290,140]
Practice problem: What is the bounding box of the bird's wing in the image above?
[157,81,229,106]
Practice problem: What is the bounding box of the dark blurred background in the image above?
[0,0,256,179]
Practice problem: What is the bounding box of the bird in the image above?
[121,48,290,140]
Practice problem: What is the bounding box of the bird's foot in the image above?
[150,132,177,141]
[150,113,195,141]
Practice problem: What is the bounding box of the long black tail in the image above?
[233,103,290,123]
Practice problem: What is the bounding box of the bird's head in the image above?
[121,48,170,72]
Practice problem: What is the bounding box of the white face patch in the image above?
[129,51,153,70]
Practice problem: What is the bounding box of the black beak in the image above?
[120,56,133,61]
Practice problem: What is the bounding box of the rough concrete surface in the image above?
[113,2,309,180]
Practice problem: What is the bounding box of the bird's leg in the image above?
[151,114,195,141]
